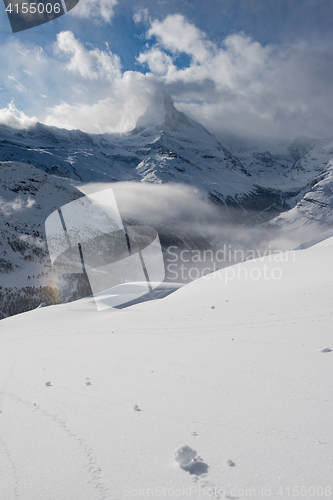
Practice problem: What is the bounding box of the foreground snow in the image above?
[0,237,332,500]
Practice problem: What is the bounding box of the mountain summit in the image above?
[135,92,183,131]
[133,92,204,136]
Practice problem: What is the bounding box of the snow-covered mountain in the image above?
[228,133,333,232]
[0,161,85,318]
[1,234,332,499]
[1,93,333,318]
[2,94,332,226]
[0,95,252,194]
[0,94,300,220]
[269,139,333,234]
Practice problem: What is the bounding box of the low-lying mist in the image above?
[78,181,314,283]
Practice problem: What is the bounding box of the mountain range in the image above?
[1,92,333,317]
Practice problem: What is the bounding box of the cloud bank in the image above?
[1,13,333,140]
[79,181,306,255]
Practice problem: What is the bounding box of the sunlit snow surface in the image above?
[0,237,332,499]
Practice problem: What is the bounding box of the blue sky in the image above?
[1,0,333,140]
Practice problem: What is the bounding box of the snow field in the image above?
[0,238,332,499]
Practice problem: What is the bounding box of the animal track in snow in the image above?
[316,347,332,353]
[4,393,112,498]
[174,445,209,476]
[226,459,235,466]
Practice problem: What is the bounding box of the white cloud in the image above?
[55,31,121,81]
[71,0,118,23]
[146,14,214,64]
[0,195,36,215]
[133,7,149,25]
[0,39,69,118]
[44,98,125,133]
[79,181,300,251]
[0,102,37,129]
[137,15,333,139]
[0,34,129,133]
[137,48,175,77]
[1,15,333,141]
[44,70,157,133]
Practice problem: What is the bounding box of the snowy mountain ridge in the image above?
[269,139,333,233]
[0,94,317,213]
[1,94,332,224]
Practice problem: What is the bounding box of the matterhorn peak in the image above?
[133,91,194,134]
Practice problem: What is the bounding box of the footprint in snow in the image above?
[226,459,235,467]
[45,381,52,387]
[174,445,208,476]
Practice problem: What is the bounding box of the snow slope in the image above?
[0,236,332,499]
